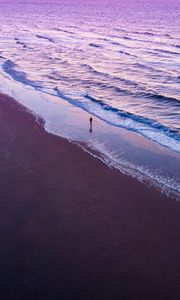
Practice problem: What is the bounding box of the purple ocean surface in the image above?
[0,0,179,195]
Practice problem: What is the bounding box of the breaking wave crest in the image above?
[81,140,180,197]
[36,34,54,43]
[2,60,42,88]
[54,87,180,152]
[1,59,180,153]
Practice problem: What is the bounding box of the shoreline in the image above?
[1,93,180,299]
[0,69,179,197]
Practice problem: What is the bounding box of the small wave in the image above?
[81,63,140,88]
[121,35,178,49]
[98,37,109,42]
[81,72,180,105]
[101,38,135,49]
[2,60,42,89]
[128,31,155,36]
[153,48,180,56]
[16,40,27,48]
[139,91,180,106]
[81,63,105,77]
[83,93,180,149]
[118,50,135,57]
[110,41,121,46]
[80,63,180,101]
[115,28,171,38]
[121,35,156,44]
[36,34,54,43]
[139,31,155,36]
[1,58,179,153]
[53,87,180,152]
[89,43,102,48]
[133,31,172,38]
[91,70,180,105]
[122,36,132,40]
[48,73,69,81]
[132,62,159,73]
[84,93,179,133]
[53,28,74,34]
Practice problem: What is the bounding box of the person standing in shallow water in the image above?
[89,117,93,133]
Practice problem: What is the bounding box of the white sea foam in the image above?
[0,71,179,198]
[0,1,179,198]
[81,140,180,198]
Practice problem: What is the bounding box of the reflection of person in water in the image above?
[89,116,93,133]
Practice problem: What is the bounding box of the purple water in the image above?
[0,0,179,196]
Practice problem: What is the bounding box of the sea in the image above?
[0,0,180,197]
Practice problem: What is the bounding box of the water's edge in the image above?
[0,74,179,200]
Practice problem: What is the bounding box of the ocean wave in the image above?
[139,91,180,106]
[84,93,179,134]
[51,62,180,106]
[132,62,160,73]
[133,31,173,39]
[89,43,102,48]
[14,37,26,47]
[53,87,180,152]
[16,41,26,46]
[98,37,131,48]
[122,36,132,40]
[115,28,172,39]
[80,63,180,103]
[3,58,179,109]
[153,48,180,56]
[36,34,54,43]
[137,31,155,36]
[120,35,179,49]
[2,60,42,89]
[80,63,140,88]
[106,40,120,46]
[53,28,74,34]
[119,30,155,36]
[16,40,27,48]
[81,63,180,103]
[118,50,133,56]
[84,94,180,149]
[1,59,179,152]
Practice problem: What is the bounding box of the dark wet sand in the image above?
[0,93,180,300]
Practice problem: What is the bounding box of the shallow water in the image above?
[0,0,179,197]
[0,0,180,151]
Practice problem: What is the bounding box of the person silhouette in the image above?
[89,117,93,133]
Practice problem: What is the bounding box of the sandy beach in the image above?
[0,93,180,300]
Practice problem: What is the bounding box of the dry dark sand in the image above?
[0,93,180,300]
